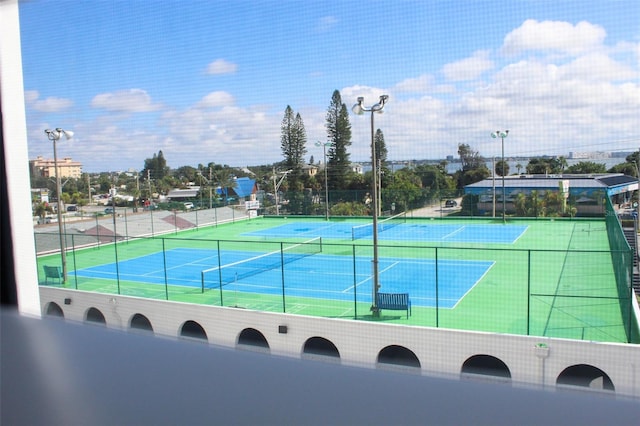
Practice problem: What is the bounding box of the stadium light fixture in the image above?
[315,141,332,221]
[352,95,389,317]
[45,128,74,282]
[491,130,509,224]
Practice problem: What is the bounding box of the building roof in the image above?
[466,173,637,191]
[167,188,200,199]
[233,177,256,198]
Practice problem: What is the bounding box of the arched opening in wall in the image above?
[556,364,615,393]
[302,337,340,363]
[376,345,420,373]
[129,313,154,334]
[237,328,270,354]
[44,302,64,318]
[85,307,106,326]
[179,320,208,342]
[461,355,511,384]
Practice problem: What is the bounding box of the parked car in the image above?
[66,205,78,212]
[183,202,194,210]
[445,199,457,208]
[104,207,115,214]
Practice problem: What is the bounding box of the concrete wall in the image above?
[40,286,640,398]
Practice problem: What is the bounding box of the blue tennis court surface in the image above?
[74,248,494,308]
[243,222,528,244]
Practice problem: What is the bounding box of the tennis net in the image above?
[351,212,406,240]
[201,237,322,291]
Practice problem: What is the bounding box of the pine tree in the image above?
[280,106,308,215]
[325,90,352,190]
[374,128,388,170]
[280,106,307,186]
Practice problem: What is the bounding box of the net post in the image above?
[201,270,205,294]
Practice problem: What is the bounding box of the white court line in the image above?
[441,225,466,241]
[341,261,400,293]
[450,261,496,309]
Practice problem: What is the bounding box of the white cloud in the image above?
[559,53,637,81]
[502,20,606,57]
[394,75,435,93]
[341,85,389,107]
[91,89,160,113]
[156,103,282,167]
[442,50,494,81]
[206,59,237,75]
[25,90,73,112]
[24,90,39,103]
[196,91,235,109]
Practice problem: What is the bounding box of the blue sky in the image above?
[19,1,640,172]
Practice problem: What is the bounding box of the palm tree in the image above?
[515,163,523,175]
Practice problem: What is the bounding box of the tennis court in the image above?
[243,216,529,244]
[74,244,494,309]
[36,209,638,344]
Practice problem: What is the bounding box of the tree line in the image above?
[29,87,640,217]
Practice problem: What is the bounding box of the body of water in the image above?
[362,157,629,174]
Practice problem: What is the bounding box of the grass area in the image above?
[37,216,636,343]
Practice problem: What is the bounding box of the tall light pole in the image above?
[315,141,331,220]
[352,94,389,317]
[45,128,74,282]
[273,169,292,215]
[491,130,509,224]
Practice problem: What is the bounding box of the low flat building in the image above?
[465,173,638,216]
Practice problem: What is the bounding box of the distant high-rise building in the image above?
[30,156,82,179]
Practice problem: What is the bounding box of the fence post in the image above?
[114,233,121,295]
[280,242,286,313]
[217,240,223,306]
[435,247,439,328]
[353,245,357,319]
[162,239,168,300]
[124,209,129,240]
[527,250,531,336]
[71,234,78,289]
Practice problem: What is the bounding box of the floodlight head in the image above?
[371,95,389,113]
[352,97,365,115]
[45,128,74,141]
[60,129,74,140]
[491,132,498,138]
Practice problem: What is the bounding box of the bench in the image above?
[43,265,63,285]
[376,292,411,318]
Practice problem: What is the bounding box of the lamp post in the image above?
[45,128,74,282]
[492,157,496,218]
[315,141,331,220]
[491,130,509,224]
[273,169,292,215]
[352,94,389,317]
